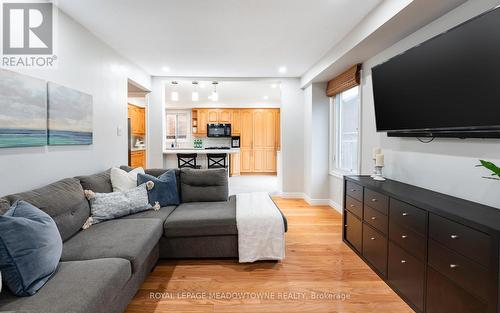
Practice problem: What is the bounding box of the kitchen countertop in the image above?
[131,148,146,152]
[163,148,240,154]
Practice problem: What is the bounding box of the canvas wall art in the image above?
[48,82,93,145]
[0,69,47,148]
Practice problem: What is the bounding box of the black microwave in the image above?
[207,124,231,137]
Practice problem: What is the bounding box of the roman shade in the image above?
[326,64,362,97]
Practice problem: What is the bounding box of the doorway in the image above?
[127,80,150,168]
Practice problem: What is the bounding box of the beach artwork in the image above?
[0,69,47,148]
[48,82,93,145]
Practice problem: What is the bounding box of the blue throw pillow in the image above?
[0,200,62,296]
[137,170,180,207]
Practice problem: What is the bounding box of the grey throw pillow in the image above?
[180,168,228,202]
[82,182,159,229]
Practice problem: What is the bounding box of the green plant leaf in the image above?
[478,159,500,177]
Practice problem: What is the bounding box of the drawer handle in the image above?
[449,264,458,269]
[344,224,348,227]
[401,235,408,239]
[370,237,376,240]
[350,189,356,192]
[402,212,408,216]
[371,198,378,202]
[350,204,355,208]
[370,216,377,220]
[450,234,459,239]
[401,260,407,264]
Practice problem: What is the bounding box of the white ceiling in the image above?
[56,0,382,77]
[164,80,281,108]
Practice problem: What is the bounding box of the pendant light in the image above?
[170,81,179,102]
[192,81,199,101]
[211,81,219,102]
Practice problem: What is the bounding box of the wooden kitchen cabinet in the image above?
[231,110,241,135]
[193,109,208,135]
[130,150,146,168]
[208,109,219,123]
[230,153,241,176]
[128,104,146,135]
[219,109,232,123]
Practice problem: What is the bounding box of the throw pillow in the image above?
[137,170,180,207]
[82,182,159,229]
[180,168,228,202]
[110,167,145,192]
[0,200,63,296]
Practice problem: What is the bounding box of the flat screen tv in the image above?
[372,6,500,138]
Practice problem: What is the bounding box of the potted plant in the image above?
[477,160,500,180]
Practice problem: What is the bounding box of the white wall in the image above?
[0,10,151,196]
[360,0,500,208]
[303,83,330,203]
[280,78,305,195]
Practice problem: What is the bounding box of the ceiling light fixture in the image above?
[211,81,219,102]
[162,66,170,72]
[192,81,199,102]
[278,66,287,74]
[170,81,179,102]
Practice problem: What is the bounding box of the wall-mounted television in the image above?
[372,6,500,138]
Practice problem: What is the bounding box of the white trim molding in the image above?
[329,200,342,214]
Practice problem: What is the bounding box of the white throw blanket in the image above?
[236,192,285,263]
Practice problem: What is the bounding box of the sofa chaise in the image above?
[0,167,287,313]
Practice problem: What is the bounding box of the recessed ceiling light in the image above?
[162,66,170,72]
[263,96,269,100]
[278,66,287,74]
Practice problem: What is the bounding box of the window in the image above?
[165,111,189,141]
[330,86,360,175]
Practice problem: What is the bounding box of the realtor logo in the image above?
[2,2,53,54]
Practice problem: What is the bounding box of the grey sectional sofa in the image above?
[0,167,287,313]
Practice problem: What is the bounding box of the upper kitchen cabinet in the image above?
[128,104,145,135]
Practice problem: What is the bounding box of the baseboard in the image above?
[303,195,331,206]
[329,200,342,214]
[280,192,306,199]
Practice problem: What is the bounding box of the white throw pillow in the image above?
[110,167,145,192]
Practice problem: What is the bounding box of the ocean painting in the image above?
[48,82,93,145]
[0,69,47,148]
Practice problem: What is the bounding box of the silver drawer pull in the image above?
[401,235,408,239]
[370,237,376,240]
[371,198,378,202]
[350,189,356,192]
[450,234,459,239]
[350,204,355,208]
[371,216,377,220]
[449,264,458,269]
[402,212,408,216]
[344,225,348,227]
[401,260,407,264]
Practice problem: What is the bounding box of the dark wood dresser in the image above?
[343,176,500,313]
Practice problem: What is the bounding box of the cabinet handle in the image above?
[400,260,407,264]
[344,224,348,228]
[371,198,378,202]
[402,212,408,216]
[371,216,376,220]
[350,189,356,192]
[370,237,376,240]
[350,204,355,208]
[450,234,459,239]
[449,264,458,269]
[401,235,407,239]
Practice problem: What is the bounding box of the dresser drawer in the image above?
[389,222,426,261]
[346,181,363,202]
[345,196,363,219]
[390,199,427,236]
[364,205,388,235]
[364,188,388,215]
[426,267,487,313]
[429,214,490,267]
[388,242,425,312]
[345,211,362,253]
[428,240,489,301]
[363,224,387,276]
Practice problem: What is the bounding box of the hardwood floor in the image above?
[125,198,413,313]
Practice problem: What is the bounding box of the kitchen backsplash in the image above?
[166,137,231,149]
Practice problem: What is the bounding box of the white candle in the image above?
[375,154,384,167]
[372,148,381,159]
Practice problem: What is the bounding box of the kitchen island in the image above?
[163,148,240,172]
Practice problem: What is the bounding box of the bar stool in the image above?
[177,153,201,169]
[207,153,227,169]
